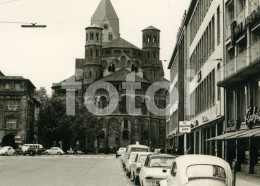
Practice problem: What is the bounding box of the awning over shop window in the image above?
[226,128,260,139]
[206,130,247,141]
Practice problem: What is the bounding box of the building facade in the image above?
[167,0,260,175]
[216,0,260,174]
[0,72,39,148]
[52,0,167,152]
[167,0,225,157]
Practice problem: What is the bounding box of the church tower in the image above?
[142,26,162,82]
[91,0,120,43]
[83,25,103,84]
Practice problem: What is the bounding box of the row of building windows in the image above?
[143,34,159,44]
[147,51,158,59]
[190,0,213,44]
[85,49,101,57]
[190,16,215,74]
[190,69,215,116]
[6,100,20,111]
[86,32,113,41]
[0,83,23,91]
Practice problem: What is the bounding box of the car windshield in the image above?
[187,165,226,180]
[138,155,148,163]
[131,148,148,152]
[130,154,137,162]
[149,157,174,168]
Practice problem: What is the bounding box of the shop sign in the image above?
[179,121,191,133]
[202,116,209,122]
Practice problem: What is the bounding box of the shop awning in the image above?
[226,128,260,139]
[206,130,247,141]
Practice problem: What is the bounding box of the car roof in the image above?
[127,144,149,148]
[137,152,153,155]
[175,155,229,167]
[149,154,176,158]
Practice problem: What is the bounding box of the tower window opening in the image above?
[90,49,93,57]
[96,49,99,57]
[90,71,92,78]
[108,32,113,41]
[153,51,156,59]
[153,35,157,43]
[90,32,94,40]
[148,52,151,59]
[96,32,99,40]
[147,35,152,42]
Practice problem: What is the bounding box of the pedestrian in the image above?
[73,147,77,155]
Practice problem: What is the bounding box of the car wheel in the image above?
[45,152,49,155]
[13,152,16,156]
[5,152,8,156]
[57,152,61,155]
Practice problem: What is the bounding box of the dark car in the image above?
[22,144,44,156]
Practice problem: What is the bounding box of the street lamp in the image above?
[21,23,46,28]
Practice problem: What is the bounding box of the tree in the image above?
[38,96,100,152]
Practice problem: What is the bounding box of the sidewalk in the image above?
[236,172,260,186]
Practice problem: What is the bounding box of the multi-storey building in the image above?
[167,0,225,157]
[216,0,260,174]
[52,0,167,152]
[0,71,39,148]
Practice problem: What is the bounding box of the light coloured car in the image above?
[139,154,176,186]
[22,144,44,155]
[116,147,126,158]
[122,143,150,170]
[44,147,65,155]
[0,146,15,156]
[125,152,139,176]
[130,152,153,185]
[160,155,233,186]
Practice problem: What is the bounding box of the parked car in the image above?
[116,147,126,158]
[130,152,153,185]
[125,152,139,176]
[22,144,44,156]
[159,155,233,186]
[139,154,176,186]
[122,143,149,170]
[0,146,15,156]
[44,147,65,155]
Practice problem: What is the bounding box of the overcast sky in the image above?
[0,0,190,95]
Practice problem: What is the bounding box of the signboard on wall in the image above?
[179,121,191,133]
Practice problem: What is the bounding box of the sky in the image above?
[0,0,190,95]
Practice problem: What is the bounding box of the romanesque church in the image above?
[52,0,167,152]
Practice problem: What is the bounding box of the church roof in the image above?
[103,37,141,50]
[142,26,160,31]
[98,68,149,83]
[91,0,119,36]
[0,71,4,76]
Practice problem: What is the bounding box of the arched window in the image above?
[131,64,135,72]
[108,32,113,41]
[96,32,99,40]
[90,49,93,57]
[153,35,157,43]
[124,119,128,129]
[90,32,94,40]
[96,49,99,57]
[153,51,156,59]
[148,52,151,59]
[122,130,129,140]
[99,96,108,109]
[147,35,151,42]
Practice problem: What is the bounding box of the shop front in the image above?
[218,59,260,174]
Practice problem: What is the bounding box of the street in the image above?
[0,155,259,186]
[0,155,134,186]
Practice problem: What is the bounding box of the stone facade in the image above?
[52,0,167,152]
[0,74,39,148]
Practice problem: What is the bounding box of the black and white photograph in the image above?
[0,0,260,185]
